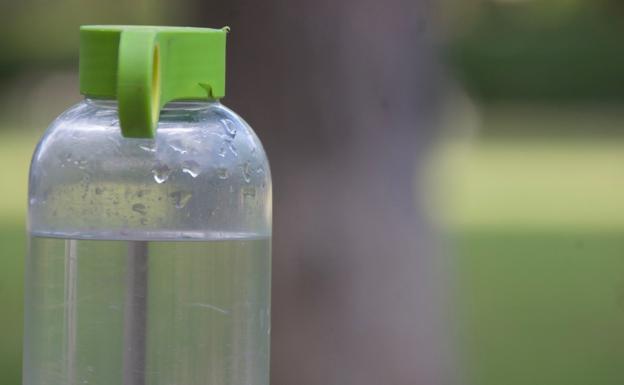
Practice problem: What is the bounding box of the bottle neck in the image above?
[84,97,220,111]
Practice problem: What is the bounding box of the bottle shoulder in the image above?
[33,99,269,173]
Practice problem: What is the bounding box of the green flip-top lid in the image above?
[79,25,228,138]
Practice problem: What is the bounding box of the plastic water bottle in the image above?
[24,26,271,385]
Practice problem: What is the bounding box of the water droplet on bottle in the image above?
[218,146,227,158]
[75,158,88,169]
[139,144,156,153]
[152,163,171,184]
[182,160,201,178]
[169,191,192,209]
[227,142,238,156]
[241,161,252,183]
[95,187,104,195]
[59,153,73,167]
[216,167,229,179]
[169,142,188,154]
[132,203,147,215]
[242,186,256,198]
[221,118,237,138]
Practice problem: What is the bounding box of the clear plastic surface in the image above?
[24,99,272,385]
[29,99,271,239]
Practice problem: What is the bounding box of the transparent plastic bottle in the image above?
[24,27,271,385]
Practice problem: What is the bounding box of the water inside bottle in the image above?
[23,234,271,385]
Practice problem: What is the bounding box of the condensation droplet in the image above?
[242,186,256,198]
[169,191,192,209]
[216,167,229,179]
[221,118,237,138]
[218,146,227,158]
[75,158,88,169]
[241,161,252,183]
[152,163,172,184]
[139,144,156,153]
[132,203,147,215]
[95,187,104,195]
[59,153,73,167]
[182,160,201,178]
[169,142,188,154]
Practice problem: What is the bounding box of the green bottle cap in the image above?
[79,25,228,138]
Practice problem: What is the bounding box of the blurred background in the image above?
[2,0,624,384]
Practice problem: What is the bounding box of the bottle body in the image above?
[24,99,271,385]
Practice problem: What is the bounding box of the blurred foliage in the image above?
[446,0,624,101]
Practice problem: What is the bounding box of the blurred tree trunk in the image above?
[193,1,454,384]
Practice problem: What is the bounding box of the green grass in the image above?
[430,137,624,231]
[429,104,624,384]
[454,230,624,385]
[0,131,37,385]
[0,222,25,385]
